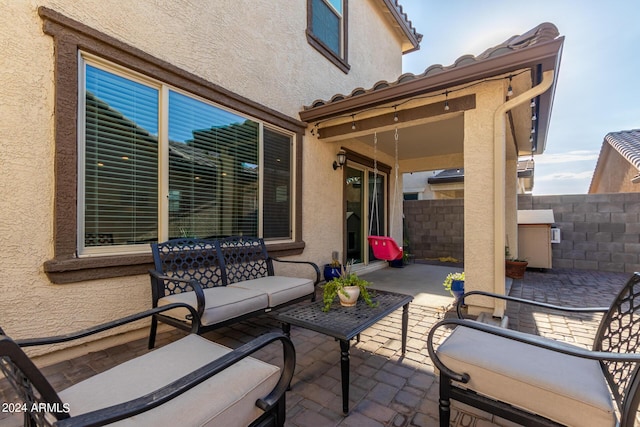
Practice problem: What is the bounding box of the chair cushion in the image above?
[158,287,268,326]
[59,335,279,427]
[437,326,615,427]
[229,276,314,307]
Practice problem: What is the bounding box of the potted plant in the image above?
[442,271,465,303]
[505,246,528,279]
[322,261,378,312]
[323,258,342,282]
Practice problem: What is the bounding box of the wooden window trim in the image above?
[39,7,306,283]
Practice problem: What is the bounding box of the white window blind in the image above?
[263,128,292,239]
[84,65,159,249]
[311,0,342,56]
[168,91,259,239]
[79,57,294,255]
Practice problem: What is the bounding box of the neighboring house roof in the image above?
[379,0,423,53]
[427,169,464,184]
[427,159,535,189]
[603,129,640,170]
[589,129,640,191]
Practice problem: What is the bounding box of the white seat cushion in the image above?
[59,335,280,426]
[437,326,616,427]
[229,276,314,307]
[158,286,268,326]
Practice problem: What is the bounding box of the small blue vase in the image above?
[324,264,341,282]
[451,279,465,304]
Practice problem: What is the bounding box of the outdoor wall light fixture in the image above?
[333,150,347,170]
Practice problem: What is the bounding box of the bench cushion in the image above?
[437,326,615,427]
[228,276,314,307]
[158,287,268,326]
[59,335,280,426]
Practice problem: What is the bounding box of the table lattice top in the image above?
[275,290,412,340]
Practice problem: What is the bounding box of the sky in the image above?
[399,0,640,195]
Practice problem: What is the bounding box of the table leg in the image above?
[282,322,291,338]
[339,339,350,415]
[401,303,409,355]
[282,323,293,391]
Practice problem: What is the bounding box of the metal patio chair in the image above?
[427,273,640,427]
[0,304,295,426]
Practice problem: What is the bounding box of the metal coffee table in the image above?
[275,290,413,414]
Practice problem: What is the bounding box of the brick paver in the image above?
[0,267,635,427]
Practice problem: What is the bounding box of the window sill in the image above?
[306,31,350,74]
[44,241,307,284]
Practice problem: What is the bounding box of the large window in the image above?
[307,0,349,73]
[79,56,294,255]
[40,8,305,283]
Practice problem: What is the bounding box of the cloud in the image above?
[536,171,593,182]
[533,151,599,165]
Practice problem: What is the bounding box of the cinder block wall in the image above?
[518,193,640,273]
[404,199,464,261]
[404,193,640,273]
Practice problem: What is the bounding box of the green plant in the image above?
[322,261,378,312]
[442,271,465,294]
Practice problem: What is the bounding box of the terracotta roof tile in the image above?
[304,22,559,110]
[605,129,640,170]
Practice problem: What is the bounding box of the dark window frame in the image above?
[306,0,350,73]
[39,7,306,283]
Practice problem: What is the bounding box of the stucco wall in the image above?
[0,0,405,355]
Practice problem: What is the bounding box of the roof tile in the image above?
[303,22,560,111]
[605,129,640,170]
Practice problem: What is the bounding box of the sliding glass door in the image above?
[345,165,386,264]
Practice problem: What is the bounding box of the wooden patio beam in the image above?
[318,94,475,139]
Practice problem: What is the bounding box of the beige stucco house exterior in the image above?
[0,0,562,362]
[589,129,640,193]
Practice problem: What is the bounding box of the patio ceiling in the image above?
[300,23,564,168]
[352,115,465,161]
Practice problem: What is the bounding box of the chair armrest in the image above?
[148,270,206,318]
[16,304,200,348]
[455,290,609,319]
[270,257,321,286]
[53,332,296,427]
[426,317,640,384]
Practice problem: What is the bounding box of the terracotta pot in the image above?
[506,260,528,279]
[338,286,360,306]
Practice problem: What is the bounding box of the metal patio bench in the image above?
[0,304,295,427]
[148,236,320,348]
[427,272,640,427]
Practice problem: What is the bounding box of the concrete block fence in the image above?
[404,193,640,273]
[403,199,464,261]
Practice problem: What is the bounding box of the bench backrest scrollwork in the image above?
[152,238,224,293]
[215,236,273,284]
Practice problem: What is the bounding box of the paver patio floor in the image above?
[0,266,635,426]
